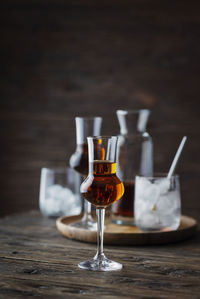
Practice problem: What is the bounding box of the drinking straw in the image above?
[167,136,187,178]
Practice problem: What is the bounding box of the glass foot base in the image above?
[78,255,123,271]
[70,216,97,231]
[112,215,135,226]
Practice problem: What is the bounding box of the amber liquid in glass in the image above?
[112,181,135,217]
[81,161,124,208]
[70,143,89,176]
[70,142,106,176]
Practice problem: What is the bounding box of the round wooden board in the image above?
[56,215,197,245]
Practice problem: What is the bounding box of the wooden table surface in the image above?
[0,211,199,298]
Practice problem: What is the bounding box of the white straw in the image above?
[167,136,187,179]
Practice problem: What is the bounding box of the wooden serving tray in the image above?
[56,215,197,245]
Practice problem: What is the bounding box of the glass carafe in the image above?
[111,109,153,225]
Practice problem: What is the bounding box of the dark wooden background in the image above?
[1,0,200,218]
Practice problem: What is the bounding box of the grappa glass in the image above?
[79,136,124,271]
[69,117,102,230]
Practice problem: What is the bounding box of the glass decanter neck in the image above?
[116,109,150,134]
[75,117,102,144]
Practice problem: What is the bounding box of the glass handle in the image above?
[96,208,105,257]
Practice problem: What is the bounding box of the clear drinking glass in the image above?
[79,136,124,271]
[134,174,181,231]
[39,167,81,218]
[69,116,102,230]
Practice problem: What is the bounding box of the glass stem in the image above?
[82,174,92,221]
[96,208,105,258]
[84,200,92,218]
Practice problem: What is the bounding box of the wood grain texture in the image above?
[56,215,197,245]
[0,211,200,298]
[0,0,200,218]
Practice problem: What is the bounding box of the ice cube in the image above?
[136,210,160,230]
[46,184,61,198]
[155,178,170,195]
[134,197,148,219]
[40,196,61,216]
[135,178,160,217]
[136,177,152,195]
[136,178,160,208]
[157,190,180,214]
[41,184,81,217]
[143,184,159,205]
[155,190,181,229]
